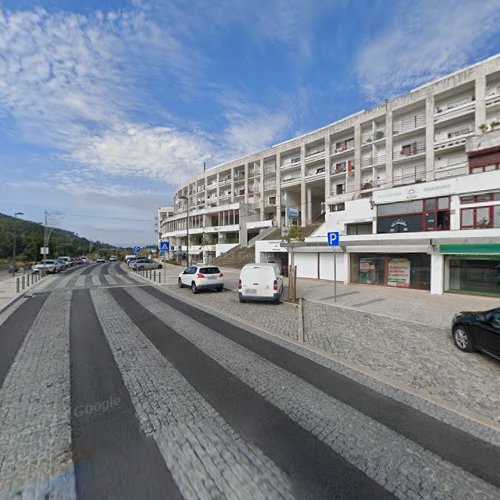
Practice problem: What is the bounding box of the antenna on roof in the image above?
[203,161,206,172]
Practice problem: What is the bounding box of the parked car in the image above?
[33,260,58,274]
[452,307,500,360]
[57,256,72,269]
[125,254,137,263]
[178,265,223,293]
[109,255,117,262]
[80,256,89,264]
[96,257,106,264]
[239,263,283,304]
[127,257,139,267]
[133,258,163,271]
[55,258,68,271]
[74,257,83,265]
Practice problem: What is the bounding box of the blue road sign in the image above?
[327,232,340,246]
[133,246,141,253]
[160,241,170,252]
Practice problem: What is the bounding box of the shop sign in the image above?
[287,208,300,220]
[359,259,375,271]
[387,258,411,287]
[377,214,422,233]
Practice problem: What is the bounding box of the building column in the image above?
[259,158,265,221]
[425,92,435,182]
[385,104,393,184]
[276,152,282,227]
[239,203,248,247]
[230,166,235,204]
[300,144,306,227]
[475,71,486,132]
[430,253,444,295]
[244,162,249,204]
[353,124,361,192]
[306,186,312,225]
[324,134,330,213]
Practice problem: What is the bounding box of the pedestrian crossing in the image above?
[0,264,498,500]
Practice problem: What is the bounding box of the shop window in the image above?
[470,164,500,174]
[448,258,500,296]
[378,200,422,216]
[461,191,500,204]
[461,207,494,228]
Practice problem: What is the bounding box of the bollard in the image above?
[16,277,20,293]
[22,276,25,290]
[153,270,156,282]
[159,271,161,284]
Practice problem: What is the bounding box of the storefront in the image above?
[441,244,500,297]
[351,253,431,290]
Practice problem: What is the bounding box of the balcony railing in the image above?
[393,166,426,186]
[393,142,425,161]
[434,161,467,179]
[361,154,386,167]
[361,130,385,145]
[304,149,325,163]
[393,111,425,135]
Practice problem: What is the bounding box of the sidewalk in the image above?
[295,278,499,330]
[0,272,51,312]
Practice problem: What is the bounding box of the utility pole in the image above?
[11,211,24,275]
[178,195,190,267]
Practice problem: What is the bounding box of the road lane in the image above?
[141,284,500,490]
[110,286,391,500]
[70,288,181,500]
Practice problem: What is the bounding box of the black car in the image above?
[452,307,500,360]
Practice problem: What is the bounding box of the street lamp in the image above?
[12,211,24,274]
[178,195,190,267]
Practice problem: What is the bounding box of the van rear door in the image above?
[241,266,261,296]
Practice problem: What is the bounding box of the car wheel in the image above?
[217,286,223,292]
[274,296,280,304]
[138,266,145,271]
[191,282,198,294]
[178,278,183,288]
[453,325,474,352]
[158,264,163,269]
[239,296,245,303]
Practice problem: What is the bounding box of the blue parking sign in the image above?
[133,246,141,253]
[327,232,340,246]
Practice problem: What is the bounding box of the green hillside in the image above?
[0,213,121,262]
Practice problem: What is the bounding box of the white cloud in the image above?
[356,0,500,101]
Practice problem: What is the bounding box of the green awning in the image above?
[439,243,500,255]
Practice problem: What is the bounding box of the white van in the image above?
[238,263,284,304]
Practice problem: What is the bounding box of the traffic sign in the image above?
[327,232,340,246]
[160,241,170,252]
[133,246,141,253]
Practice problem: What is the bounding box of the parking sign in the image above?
[133,246,141,253]
[327,232,340,246]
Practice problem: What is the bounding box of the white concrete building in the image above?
[161,54,500,296]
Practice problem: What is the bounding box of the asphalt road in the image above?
[0,262,498,499]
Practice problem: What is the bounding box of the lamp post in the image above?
[178,195,190,267]
[12,211,24,275]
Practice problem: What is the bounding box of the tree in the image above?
[282,225,305,302]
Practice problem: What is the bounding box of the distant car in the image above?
[74,257,83,265]
[452,308,500,361]
[96,257,106,264]
[177,265,223,294]
[57,256,72,268]
[109,255,117,262]
[133,258,163,271]
[33,260,58,274]
[80,256,89,264]
[125,254,137,263]
[55,258,68,271]
[238,263,283,304]
[127,257,139,267]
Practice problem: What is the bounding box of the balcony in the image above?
[280,176,301,187]
[361,130,385,145]
[219,178,231,186]
[434,128,473,151]
[393,165,426,186]
[304,149,325,164]
[330,140,354,157]
[361,154,386,168]
[264,181,277,191]
[393,111,425,136]
[393,142,425,162]
[281,157,301,170]
[434,161,467,179]
[434,98,475,124]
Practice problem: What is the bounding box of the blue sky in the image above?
[1,0,499,246]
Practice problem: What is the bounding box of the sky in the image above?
[0,0,499,246]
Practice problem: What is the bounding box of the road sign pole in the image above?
[333,251,337,302]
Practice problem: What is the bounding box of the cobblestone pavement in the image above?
[0,262,498,499]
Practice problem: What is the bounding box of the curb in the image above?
[0,275,53,316]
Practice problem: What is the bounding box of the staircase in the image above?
[211,245,255,269]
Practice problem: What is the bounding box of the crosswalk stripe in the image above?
[75,275,86,287]
[0,290,75,499]
[92,275,101,286]
[91,287,293,499]
[104,274,117,285]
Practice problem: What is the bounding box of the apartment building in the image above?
[160,54,500,296]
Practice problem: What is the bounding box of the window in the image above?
[460,192,499,204]
[461,207,494,228]
[378,200,422,216]
[330,203,345,212]
[401,142,417,156]
[346,223,372,235]
[336,184,344,195]
[470,164,500,174]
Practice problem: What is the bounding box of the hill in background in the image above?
[0,213,129,262]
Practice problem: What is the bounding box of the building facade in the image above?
[160,55,500,296]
